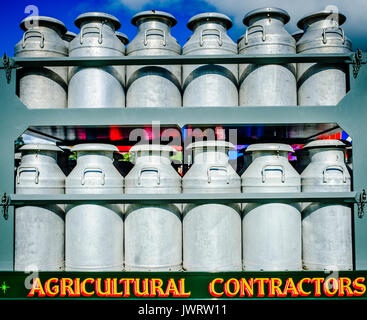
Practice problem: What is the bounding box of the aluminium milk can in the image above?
[126,10,181,108]
[116,31,129,48]
[182,12,238,107]
[68,12,125,108]
[124,144,182,271]
[15,16,68,109]
[115,31,129,90]
[238,7,297,106]
[242,143,302,271]
[301,139,353,270]
[297,10,352,105]
[62,31,76,49]
[183,141,242,271]
[15,144,65,271]
[62,31,76,82]
[65,144,124,271]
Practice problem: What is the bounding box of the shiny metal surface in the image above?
[183,141,242,271]
[124,144,182,271]
[62,31,76,82]
[15,144,65,271]
[297,10,352,106]
[65,143,124,271]
[183,13,238,107]
[126,10,181,108]
[68,12,125,108]
[301,139,353,270]
[241,143,302,271]
[238,8,297,106]
[15,16,68,109]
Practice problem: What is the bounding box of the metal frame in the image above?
[0,52,366,272]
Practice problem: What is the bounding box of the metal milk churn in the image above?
[182,141,242,271]
[241,143,302,271]
[124,144,182,271]
[62,31,76,49]
[116,31,129,48]
[68,12,125,108]
[292,30,304,43]
[182,13,238,107]
[65,144,124,271]
[238,8,297,106]
[294,146,311,174]
[62,31,76,82]
[115,31,129,89]
[126,10,182,108]
[15,16,68,109]
[301,140,353,270]
[297,10,352,106]
[15,144,65,271]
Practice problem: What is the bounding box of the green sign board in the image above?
[0,271,366,300]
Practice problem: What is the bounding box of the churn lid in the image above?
[187,12,233,30]
[245,143,294,153]
[71,143,119,153]
[303,139,346,150]
[20,144,63,152]
[243,7,291,26]
[62,31,77,42]
[74,12,121,30]
[187,140,235,150]
[131,10,177,27]
[115,31,129,45]
[20,16,67,34]
[297,10,347,30]
[129,144,176,154]
[292,30,304,42]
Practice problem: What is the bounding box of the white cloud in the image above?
[109,0,181,11]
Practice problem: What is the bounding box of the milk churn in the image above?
[301,140,352,270]
[292,30,304,43]
[182,13,238,107]
[182,141,242,271]
[68,12,125,108]
[294,146,310,174]
[238,8,297,106]
[126,10,181,108]
[62,31,76,49]
[242,143,302,271]
[115,31,129,88]
[15,16,68,109]
[297,10,352,105]
[62,31,76,82]
[65,144,124,271]
[124,144,182,271]
[116,31,129,47]
[15,144,65,271]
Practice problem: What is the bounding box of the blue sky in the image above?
[1,0,366,55]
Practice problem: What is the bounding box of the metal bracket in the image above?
[2,54,12,84]
[1,193,10,220]
[357,189,367,219]
[353,49,363,79]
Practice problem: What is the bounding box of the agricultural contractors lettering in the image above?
[27,276,366,298]
[209,277,366,298]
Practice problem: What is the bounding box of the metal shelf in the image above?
[0,52,367,271]
[5,192,359,205]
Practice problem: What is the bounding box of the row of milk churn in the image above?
[15,8,351,109]
[15,139,352,271]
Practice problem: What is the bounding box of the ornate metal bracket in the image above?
[357,189,367,219]
[353,49,363,79]
[1,193,10,220]
[2,54,12,84]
